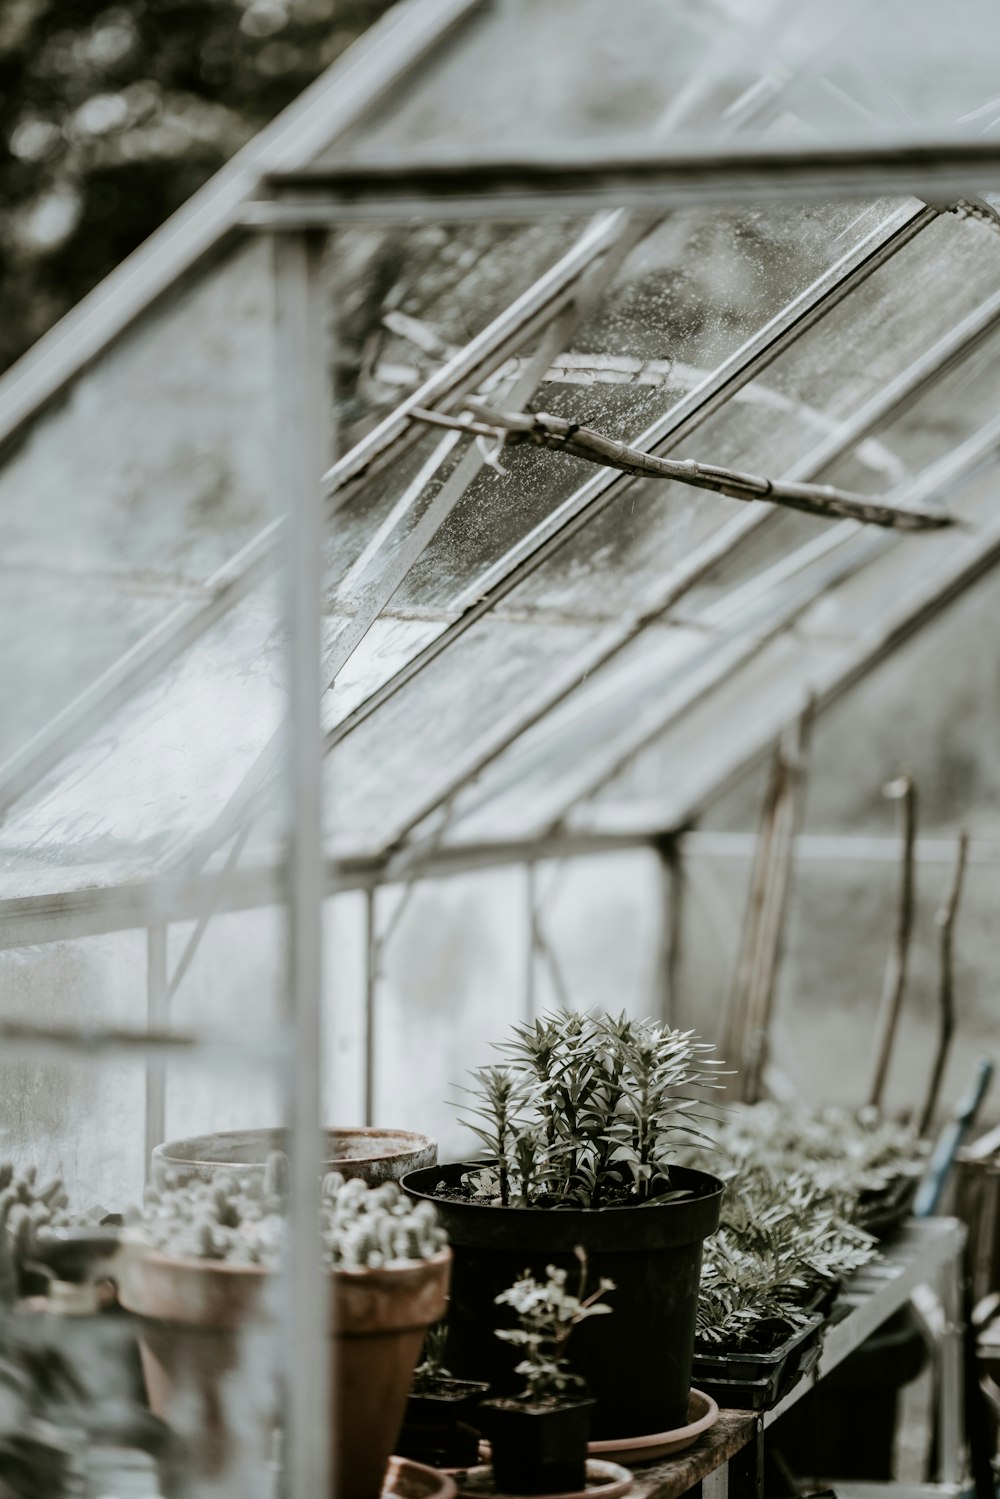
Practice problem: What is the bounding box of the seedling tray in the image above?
[856,1173,920,1240]
[693,1312,824,1410]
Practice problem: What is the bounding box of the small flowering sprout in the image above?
[127,1157,448,1271]
[495,1250,614,1404]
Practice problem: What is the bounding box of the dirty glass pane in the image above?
[508,208,1000,623]
[372,870,529,1157]
[0,591,283,896]
[329,0,1000,165]
[0,583,171,765]
[391,197,908,612]
[319,196,917,741]
[323,613,605,854]
[329,218,587,444]
[1,237,276,584]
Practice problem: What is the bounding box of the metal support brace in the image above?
[144,924,169,1179]
[937,1246,964,1485]
[363,887,378,1128]
[524,863,537,1021]
[275,226,329,1499]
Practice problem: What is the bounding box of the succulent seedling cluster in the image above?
[127,1156,447,1270]
[323,1176,446,1270]
[0,1163,73,1266]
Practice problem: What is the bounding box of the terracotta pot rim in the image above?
[153,1125,437,1172]
[120,1241,451,1280]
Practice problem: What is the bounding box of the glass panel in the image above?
[1,237,276,583]
[324,613,604,854]
[319,196,915,740]
[373,869,529,1158]
[507,208,1000,623]
[328,0,1000,165]
[0,591,282,894]
[330,218,587,442]
[392,197,907,612]
[0,580,170,763]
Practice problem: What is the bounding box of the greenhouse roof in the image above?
[3,1,1000,945]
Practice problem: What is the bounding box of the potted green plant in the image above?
[478,1256,612,1495]
[704,1103,926,1237]
[686,1159,878,1408]
[398,1324,490,1468]
[117,1163,450,1499]
[402,1011,726,1438]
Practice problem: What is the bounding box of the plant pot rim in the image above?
[404,1161,724,1217]
[120,1236,270,1278]
[152,1125,437,1176]
[119,1237,451,1281]
[482,1396,596,1415]
[403,1162,724,1252]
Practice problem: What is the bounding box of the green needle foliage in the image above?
[694,1162,879,1349]
[455,1010,726,1209]
[494,1252,614,1405]
[709,1102,926,1206]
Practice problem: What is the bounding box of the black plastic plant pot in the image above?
[402,1161,725,1439]
[693,1312,824,1410]
[479,1397,594,1496]
[405,1378,491,1429]
[397,1379,492,1467]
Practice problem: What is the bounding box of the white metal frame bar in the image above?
[275,228,329,1499]
[0,211,627,825]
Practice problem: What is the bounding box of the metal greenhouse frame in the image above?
[4,0,1000,1492]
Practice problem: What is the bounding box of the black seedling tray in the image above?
[856,1172,920,1240]
[693,1312,824,1410]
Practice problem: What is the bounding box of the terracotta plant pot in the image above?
[151,1126,437,1190]
[117,1241,451,1498]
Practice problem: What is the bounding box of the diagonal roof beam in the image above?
[0,209,626,822]
[172,221,649,874]
[374,272,1000,860]
[568,436,1000,842]
[323,200,936,754]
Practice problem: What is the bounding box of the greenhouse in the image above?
[1,1,999,1496]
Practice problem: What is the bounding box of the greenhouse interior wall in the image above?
[4,4,1000,1493]
[3,207,999,1201]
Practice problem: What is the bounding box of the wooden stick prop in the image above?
[868,773,918,1109]
[410,403,953,532]
[918,828,970,1136]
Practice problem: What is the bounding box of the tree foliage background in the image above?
[0,0,391,375]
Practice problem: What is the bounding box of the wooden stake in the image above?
[868,773,918,1109]
[918,829,970,1135]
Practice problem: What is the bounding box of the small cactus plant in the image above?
[126,1155,447,1270]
